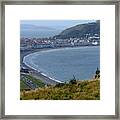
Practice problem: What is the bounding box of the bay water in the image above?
[23,46,100,82]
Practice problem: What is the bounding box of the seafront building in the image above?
[20,34,100,50]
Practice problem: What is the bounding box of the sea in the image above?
[20,29,61,38]
[23,46,100,82]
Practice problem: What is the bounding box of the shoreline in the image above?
[21,48,64,85]
[21,46,99,85]
[21,45,99,63]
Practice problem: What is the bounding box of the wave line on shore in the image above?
[23,56,63,84]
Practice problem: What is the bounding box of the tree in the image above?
[95,67,100,79]
[69,75,77,84]
[96,67,100,75]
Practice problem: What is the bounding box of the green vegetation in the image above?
[20,80,30,90]
[20,74,45,91]
[54,21,100,39]
[25,75,45,87]
[20,79,100,100]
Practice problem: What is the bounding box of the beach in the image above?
[21,45,99,85]
[21,48,63,85]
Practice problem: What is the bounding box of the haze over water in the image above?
[20,20,96,38]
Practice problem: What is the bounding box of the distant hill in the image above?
[20,24,61,38]
[54,21,100,39]
[21,24,56,30]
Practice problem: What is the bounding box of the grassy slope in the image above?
[25,75,45,87]
[20,74,45,91]
[20,79,100,100]
[20,80,30,90]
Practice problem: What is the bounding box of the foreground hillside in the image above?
[20,79,100,100]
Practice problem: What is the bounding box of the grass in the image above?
[20,80,30,90]
[20,74,45,91]
[20,79,100,100]
[25,75,45,87]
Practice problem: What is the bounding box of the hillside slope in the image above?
[20,79,100,100]
[54,21,100,39]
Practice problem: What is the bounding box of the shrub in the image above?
[69,79,77,84]
[55,83,65,87]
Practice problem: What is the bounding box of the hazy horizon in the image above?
[21,20,96,30]
[20,20,97,38]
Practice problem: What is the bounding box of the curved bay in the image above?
[23,46,100,82]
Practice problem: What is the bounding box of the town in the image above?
[20,33,100,51]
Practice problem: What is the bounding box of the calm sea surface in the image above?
[23,46,100,82]
[21,30,61,38]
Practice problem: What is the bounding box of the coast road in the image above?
[30,71,62,85]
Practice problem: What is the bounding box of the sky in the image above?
[21,20,97,29]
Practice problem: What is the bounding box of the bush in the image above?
[69,79,77,84]
[55,83,65,87]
